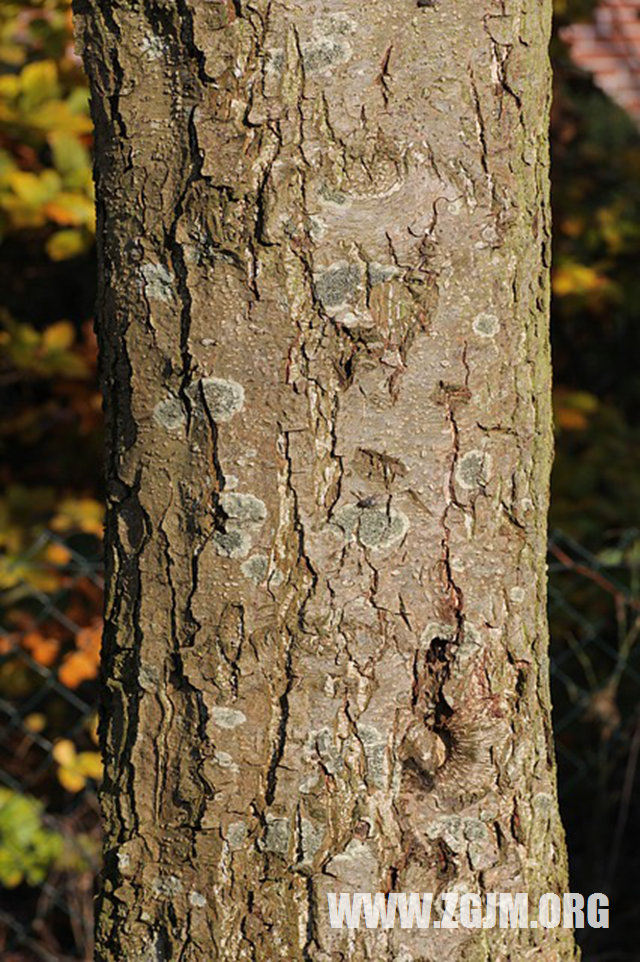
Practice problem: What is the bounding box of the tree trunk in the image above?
[74,1,576,958]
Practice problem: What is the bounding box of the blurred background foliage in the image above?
[551,0,640,546]
[0,0,638,959]
[0,3,102,957]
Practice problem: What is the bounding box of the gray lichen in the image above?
[455,450,492,491]
[260,816,290,857]
[220,492,267,527]
[320,13,356,37]
[472,312,500,337]
[359,506,409,549]
[368,262,398,286]
[301,37,352,73]
[151,875,183,898]
[241,554,269,584]
[299,818,325,866]
[314,262,362,311]
[212,530,252,559]
[142,262,174,302]
[213,750,239,772]
[153,397,186,431]
[265,48,285,75]
[210,706,247,729]
[331,503,409,549]
[226,821,247,850]
[331,504,361,541]
[357,724,388,789]
[213,492,265,561]
[315,727,344,776]
[318,184,349,207]
[199,377,245,422]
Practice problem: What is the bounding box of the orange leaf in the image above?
[555,408,589,431]
[44,542,72,565]
[76,621,102,653]
[22,631,60,667]
[58,650,98,688]
[0,635,16,656]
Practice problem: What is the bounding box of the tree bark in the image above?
[74,0,576,958]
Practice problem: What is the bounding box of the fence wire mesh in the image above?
[0,530,102,962]
[1,528,639,960]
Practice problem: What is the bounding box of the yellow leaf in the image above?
[42,321,75,351]
[52,739,76,767]
[46,228,90,261]
[0,866,23,888]
[6,169,58,205]
[43,191,95,228]
[53,739,102,793]
[76,751,103,780]
[58,767,87,794]
[19,60,59,108]
[552,263,606,298]
[52,497,104,536]
[23,713,46,733]
[0,75,20,100]
[87,713,99,746]
[28,101,93,136]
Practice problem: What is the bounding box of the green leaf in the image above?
[49,131,91,183]
[0,788,64,889]
[19,60,60,111]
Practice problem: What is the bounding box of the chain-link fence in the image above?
[1,528,639,959]
[0,530,102,962]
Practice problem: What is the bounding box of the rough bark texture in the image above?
[74,0,576,959]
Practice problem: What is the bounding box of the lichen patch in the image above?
[359,507,409,549]
[226,822,247,850]
[357,724,388,789]
[141,262,174,302]
[301,36,353,73]
[140,35,166,61]
[220,492,267,527]
[318,184,350,208]
[212,530,252,559]
[472,312,500,337]
[199,377,245,422]
[455,450,492,491]
[331,503,409,550]
[368,263,398,286]
[313,262,362,312]
[300,819,325,865]
[260,816,290,856]
[153,397,186,431]
[241,554,269,584]
[151,875,183,898]
[210,706,247,729]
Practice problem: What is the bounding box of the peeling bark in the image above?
[74,0,576,958]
